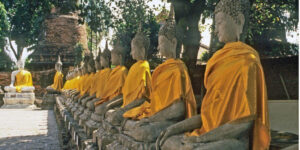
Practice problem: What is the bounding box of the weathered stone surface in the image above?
[0,107,60,150]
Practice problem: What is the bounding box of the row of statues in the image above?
[60,0,270,149]
[6,0,268,149]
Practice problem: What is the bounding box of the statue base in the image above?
[3,92,35,105]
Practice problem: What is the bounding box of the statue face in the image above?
[82,66,87,74]
[158,35,177,58]
[215,12,245,43]
[55,64,62,71]
[111,52,121,65]
[17,60,24,69]
[87,63,93,73]
[131,41,145,61]
[95,60,101,70]
[100,56,109,68]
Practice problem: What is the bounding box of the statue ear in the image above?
[237,14,245,34]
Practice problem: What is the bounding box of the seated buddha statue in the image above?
[70,54,97,114]
[156,0,270,150]
[65,67,85,109]
[78,42,111,113]
[73,51,103,120]
[5,59,35,93]
[106,6,197,149]
[46,55,64,93]
[78,42,112,126]
[83,40,128,136]
[95,24,152,148]
[62,69,78,97]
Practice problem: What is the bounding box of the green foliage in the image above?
[0,2,9,48]
[203,0,298,57]
[110,0,160,62]
[200,51,210,62]
[79,0,113,34]
[246,0,298,56]
[51,0,78,14]
[2,0,53,46]
[74,43,84,66]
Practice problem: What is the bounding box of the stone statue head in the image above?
[55,55,63,72]
[158,4,177,59]
[131,23,150,61]
[74,66,80,77]
[16,59,25,70]
[111,40,124,66]
[214,0,250,43]
[101,42,111,68]
[95,48,102,70]
[84,53,96,73]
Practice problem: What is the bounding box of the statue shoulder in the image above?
[11,70,20,76]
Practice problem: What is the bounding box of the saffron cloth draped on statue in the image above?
[94,66,128,106]
[51,71,64,91]
[190,42,270,150]
[123,59,196,120]
[15,70,33,92]
[121,60,152,108]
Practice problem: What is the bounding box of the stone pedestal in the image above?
[3,92,35,105]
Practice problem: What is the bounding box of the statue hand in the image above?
[183,133,212,143]
[136,118,150,127]
[156,127,172,150]
[183,135,199,143]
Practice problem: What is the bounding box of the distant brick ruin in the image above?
[29,9,88,70]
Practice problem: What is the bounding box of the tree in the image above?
[0,1,11,70]
[164,0,205,69]
[109,0,160,67]
[205,0,299,57]
[79,0,114,53]
[0,2,9,49]
[1,0,54,60]
[246,0,298,56]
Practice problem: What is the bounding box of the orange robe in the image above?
[51,71,64,91]
[88,71,102,96]
[77,74,87,93]
[62,80,70,90]
[14,69,33,92]
[190,42,270,150]
[121,60,151,107]
[80,73,95,96]
[94,65,128,106]
[95,68,112,98]
[123,59,196,120]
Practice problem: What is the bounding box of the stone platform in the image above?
[0,105,60,150]
[3,92,35,105]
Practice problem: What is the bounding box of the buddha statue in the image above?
[65,67,85,109]
[156,0,270,150]
[73,50,103,120]
[95,23,152,148]
[70,54,96,115]
[77,42,112,127]
[83,40,128,136]
[77,45,108,112]
[46,55,64,93]
[3,59,35,105]
[4,59,35,93]
[106,5,197,149]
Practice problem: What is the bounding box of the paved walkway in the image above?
[0,105,60,150]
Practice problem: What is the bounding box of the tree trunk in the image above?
[182,14,201,69]
[172,0,204,69]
